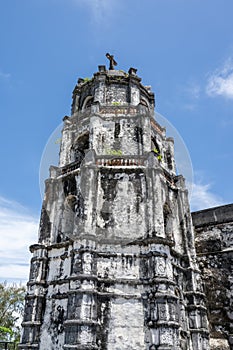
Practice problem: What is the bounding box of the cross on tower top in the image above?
[106,53,117,70]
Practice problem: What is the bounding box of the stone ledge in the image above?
[127,236,175,247]
[63,345,99,350]
[190,328,209,334]
[145,293,179,301]
[192,203,233,228]
[186,304,207,311]
[147,320,180,328]
[18,345,39,349]
[29,244,46,253]
[21,321,41,326]
[64,319,98,326]
[196,248,233,256]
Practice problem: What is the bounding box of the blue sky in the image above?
[1,0,233,282]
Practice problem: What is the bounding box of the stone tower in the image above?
[19,60,209,350]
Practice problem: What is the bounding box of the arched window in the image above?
[151,137,160,153]
[166,150,173,170]
[81,96,94,111]
[163,201,173,239]
[73,133,89,163]
[139,98,149,109]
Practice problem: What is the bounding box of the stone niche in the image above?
[96,168,147,240]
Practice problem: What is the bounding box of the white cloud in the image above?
[75,0,116,23]
[187,82,200,100]
[0,70,10,80]
[190,182,224,212]
[179,82,201,111]
[206,59,233,99]
[0,196,38,283]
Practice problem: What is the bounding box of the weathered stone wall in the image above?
[20,66,210,350]
[192,204,233,350]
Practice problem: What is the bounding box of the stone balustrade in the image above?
[61,160,81,175]
[96,156,145,167]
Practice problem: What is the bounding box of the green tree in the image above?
[0,282,26,343]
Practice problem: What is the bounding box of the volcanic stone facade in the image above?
[192,205,233,350]
[19,65,210,349]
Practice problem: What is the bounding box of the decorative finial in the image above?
[106,53,117,70]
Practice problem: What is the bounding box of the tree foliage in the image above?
[0,282,26,343]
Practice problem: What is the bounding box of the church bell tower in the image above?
[19,56,209,350]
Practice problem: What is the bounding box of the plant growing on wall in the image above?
[0,326,13,340]
[106,149,122,156]
[55,138,62,144]
[119,70,129,77]
[152,148,162,162]
[83,77,92,83]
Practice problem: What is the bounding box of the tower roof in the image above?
[71,58,155,116]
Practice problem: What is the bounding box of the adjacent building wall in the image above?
[192,204,233,350]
